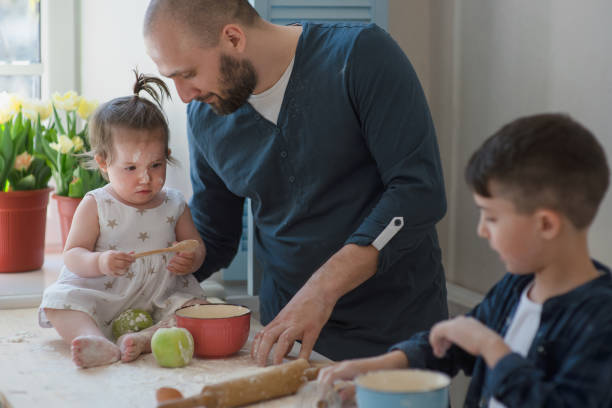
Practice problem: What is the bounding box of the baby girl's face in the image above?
[102,127,168,207]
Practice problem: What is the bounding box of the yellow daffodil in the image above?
[77,98,98,120]
[38,100,52,121]
[20,99,51,121]
[71,136,84,152]
[0,109,11,124]
[14,152,34,171]
[49,135,75,154]
[8,94,23,113]
[0,92,19,122]
[52,91,81,112]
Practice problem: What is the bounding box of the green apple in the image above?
[151,327,194,368]
[111,309,154,340]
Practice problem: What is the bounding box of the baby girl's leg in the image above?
[117,298,208,362]
[43,308,120,368]
[117,320,168,362]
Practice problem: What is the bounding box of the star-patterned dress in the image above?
[39,186,206,338]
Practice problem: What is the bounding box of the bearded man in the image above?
[143,0,448,366]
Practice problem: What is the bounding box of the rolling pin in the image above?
[157,358,311,408]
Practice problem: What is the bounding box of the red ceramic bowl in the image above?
[175,304,251,358]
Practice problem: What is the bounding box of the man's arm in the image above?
[187,103,245,282]
[252,243,378,365]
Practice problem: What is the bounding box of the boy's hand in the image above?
[167,242,197,275]
[317,351,408,402]
[98,250,134,277]
[429,316,511,367]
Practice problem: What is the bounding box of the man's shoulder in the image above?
[301,21,389,53]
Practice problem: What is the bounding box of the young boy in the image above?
[318,113,612,407]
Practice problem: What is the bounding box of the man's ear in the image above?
[95,154,108,173]
[535,209,562,239]
[167,148,172,158]
[220,24,247,52]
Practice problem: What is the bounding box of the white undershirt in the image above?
[248,57,295,125]
[489,282,542,408]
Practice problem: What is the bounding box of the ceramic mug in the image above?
[355,369,450,408]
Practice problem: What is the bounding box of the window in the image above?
[0,0,42,98]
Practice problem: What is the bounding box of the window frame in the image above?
[0,0,78,99]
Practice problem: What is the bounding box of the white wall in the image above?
[427,0,612,293]
[78,0,192,197]
[46,0,191,250]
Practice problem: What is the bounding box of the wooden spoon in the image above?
[134,239,199,259]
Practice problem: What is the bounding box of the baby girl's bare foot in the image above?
[118,331,152,362]
[71,335,120,368]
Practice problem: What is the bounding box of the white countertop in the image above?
[0,307,330,408]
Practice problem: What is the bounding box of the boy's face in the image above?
[473,188,545,275]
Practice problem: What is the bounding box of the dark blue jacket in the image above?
[392,261,612,407]
[187,22,448,360]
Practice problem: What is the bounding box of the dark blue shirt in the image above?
[392,262,612,407]
[187,22,448,360]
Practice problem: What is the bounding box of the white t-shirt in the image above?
[248,57,295,125]
[490,282,542,408]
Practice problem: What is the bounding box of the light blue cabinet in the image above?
[253,0,388,30]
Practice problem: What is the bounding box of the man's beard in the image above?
[203,54,257,115]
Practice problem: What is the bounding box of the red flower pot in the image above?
[52,194,82,248]
[0,188,53,273]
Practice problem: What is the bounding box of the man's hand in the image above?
[251,282,334,366]
[251,244,379,366]
[429,316,510,367]
[98,250,134,277]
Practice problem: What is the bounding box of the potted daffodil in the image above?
[0,93,53,272]
[35,91,107,246]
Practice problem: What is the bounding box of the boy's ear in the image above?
[536,209,562,239]
[95,154,108,173]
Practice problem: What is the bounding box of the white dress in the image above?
[39,186,206,338]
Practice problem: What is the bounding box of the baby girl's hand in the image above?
[98,250,135,277]
[167,243,197,275]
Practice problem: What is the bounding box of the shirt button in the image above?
[280,151,288,158]
[289,176,295,183]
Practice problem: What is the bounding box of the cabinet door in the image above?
[252,0,388,30]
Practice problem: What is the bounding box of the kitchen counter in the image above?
[0,308,330,408]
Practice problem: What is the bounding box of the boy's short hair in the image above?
[465,113,609,229]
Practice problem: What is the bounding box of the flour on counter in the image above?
[1,331,35,343]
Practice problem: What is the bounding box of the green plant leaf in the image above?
[12,119,29,157]
[0,123,14,187]
[14,174,36,190]
[0,155,6,191]
[68,176,83,197]
[1,121,13,163]
[10,112,24,141]
[52,104,66,135]
[31,158,51,189]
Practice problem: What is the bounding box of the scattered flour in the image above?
[1,331,35,343]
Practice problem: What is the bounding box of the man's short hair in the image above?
[144,0,260,46]
[465,113,609,229]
